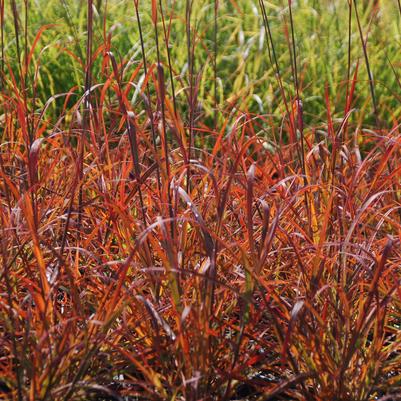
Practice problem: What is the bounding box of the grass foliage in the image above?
[1,0,401,400]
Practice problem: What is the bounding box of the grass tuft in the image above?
[0,1,401,400]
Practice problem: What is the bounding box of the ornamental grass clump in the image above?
[0,1,400,400]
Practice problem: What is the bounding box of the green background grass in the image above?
[2,0,401,127]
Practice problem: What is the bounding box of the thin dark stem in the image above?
[288,2,299,98]
[287,0,309,232]
[214,0,218,129]
[158,0,189,173]
[159,0,177,116]
[343,0,352,144]
[287,1,305,172]
[186,0,193,194]
[353,0,378,123]
[155,37,169,178]
[154,4,174,238]
[258,0,293,138]
[10,0,21,79]
[346,1,352,101]
[24,0,28,82]
[78,0,93,239]
[134,0,161,195]
[24,0,34,150]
